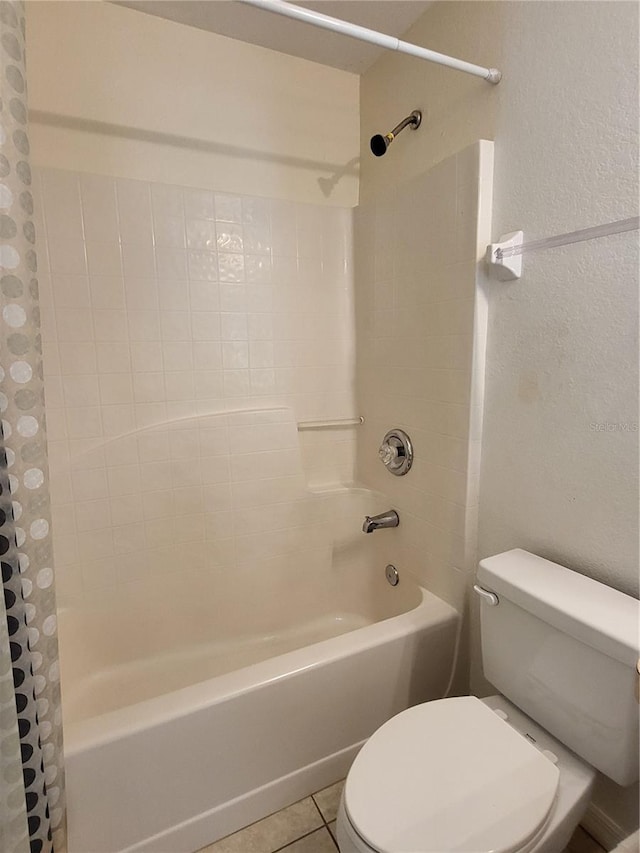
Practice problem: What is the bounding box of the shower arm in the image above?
[389,113,420,139]
[237,0,502,83]
[370,110,422,157]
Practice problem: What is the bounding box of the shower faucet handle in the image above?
[379,442,399,466]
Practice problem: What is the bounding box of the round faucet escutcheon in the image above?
[379,429,413,476]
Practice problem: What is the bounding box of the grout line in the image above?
[310,794,327,826]
[311,786,341,851]
[327,822,340,852]
[271,825,330,853]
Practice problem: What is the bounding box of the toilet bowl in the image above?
[336,550,639,853]
[337,695,595,853]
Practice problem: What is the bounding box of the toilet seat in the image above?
[344,696,560,853]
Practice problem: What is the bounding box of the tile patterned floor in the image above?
[199,778,607,853]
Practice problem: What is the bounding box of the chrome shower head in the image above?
[370,110,422,157]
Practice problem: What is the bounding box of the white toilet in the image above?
[337,549,639,853]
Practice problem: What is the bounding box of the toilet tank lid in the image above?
[478,549,639,668]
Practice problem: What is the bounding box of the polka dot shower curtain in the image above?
[1,2,65,851]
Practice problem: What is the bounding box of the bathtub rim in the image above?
[62,585,458,755]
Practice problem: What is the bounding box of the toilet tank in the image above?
[477,549,639,786]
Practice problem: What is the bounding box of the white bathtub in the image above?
[59,552,458,852]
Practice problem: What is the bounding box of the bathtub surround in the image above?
[0,2,64,849]
[34,170,356,608]
[26,1,359,206]
[354,141,493,639]
[58,483,416,722]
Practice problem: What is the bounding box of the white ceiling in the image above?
[115,1,433,74]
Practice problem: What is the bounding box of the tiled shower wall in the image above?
[354,142,492,616]
[33,169,357,606]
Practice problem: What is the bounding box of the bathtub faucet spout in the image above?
[362,510,400,534]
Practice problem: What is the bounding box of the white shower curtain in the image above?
[0,1,65,849]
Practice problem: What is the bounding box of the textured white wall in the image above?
[479,7,639,831]
[26,2,360,206]
[360,0,638,836]
[483,0,638,594]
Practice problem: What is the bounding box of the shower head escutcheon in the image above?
[370,110,422,157]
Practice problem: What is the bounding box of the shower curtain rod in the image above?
[236,0,502,83]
